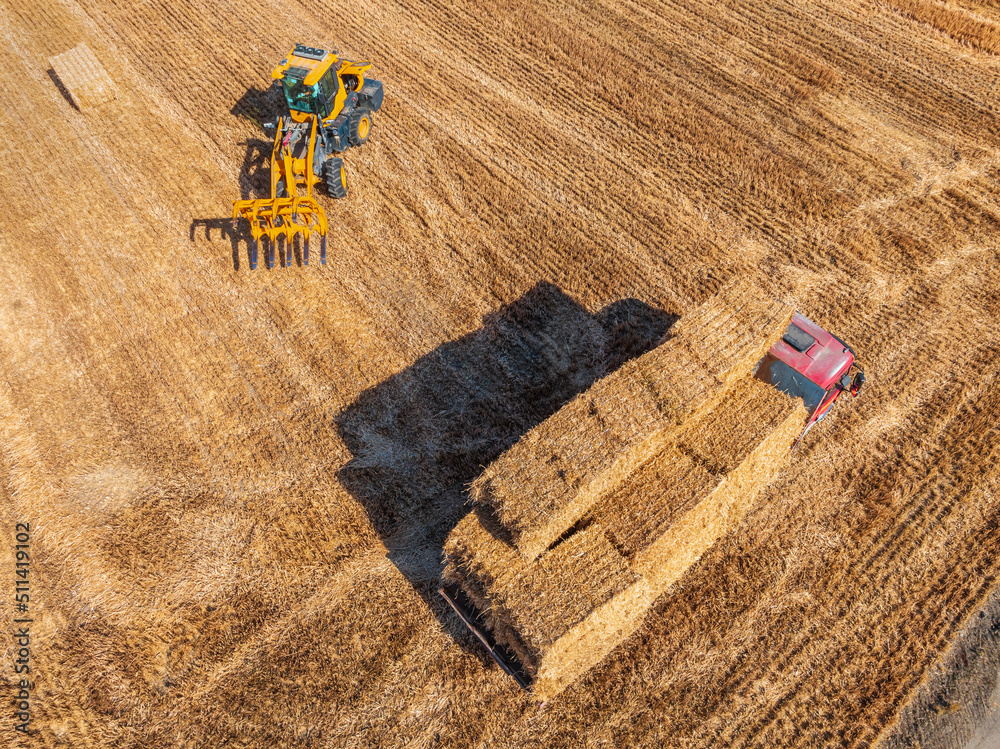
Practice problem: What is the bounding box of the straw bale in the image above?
[445,508,638,670]
[469,281,792,560]
[532,576,658,700]
[679,377,800,474]
[625,338,725,420]
[470,370,676,560]
[493,525,638,661]
[49,43,116,109]
[442,506,521,604]
[668,280,795,387]
[520,394,804,697]
[443,509,540,667]
[593,447,719,560]
[634,400,808,587]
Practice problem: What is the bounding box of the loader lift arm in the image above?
[233,114,329,270]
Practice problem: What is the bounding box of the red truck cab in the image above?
[754,312,865,445]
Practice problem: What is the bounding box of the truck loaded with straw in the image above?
[440,281,865,699]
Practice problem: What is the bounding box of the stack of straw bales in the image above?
[443,281,808,698]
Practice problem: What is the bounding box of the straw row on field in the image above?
[886,0,1000,56]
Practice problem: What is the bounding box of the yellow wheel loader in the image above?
[233,44,383,269]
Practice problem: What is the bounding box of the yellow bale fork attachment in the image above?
[233,115,329,269]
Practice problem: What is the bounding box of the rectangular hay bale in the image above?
[444,401,808,698]
[470,281,792,561]
[49,43,116,110]
[527,396,806,698]
[634,400,808,587]
[593,446,720,560]
[445,507,639,673]
[532,575,658,700]
[669,280,795,386]
[494,525,639,664]
[470,369,679,560]
[679,377,801,474]
[442,506,521,602]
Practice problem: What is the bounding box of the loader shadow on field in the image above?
[187,87,309,270]
[235,138,275,200]
[189,217,255,270]
[230,83,293,201]
[335,282,677,642]
[231,85,283,131]
[192,133,290,270]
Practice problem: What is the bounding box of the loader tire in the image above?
[348,110,372,146]
[325,157,347,199]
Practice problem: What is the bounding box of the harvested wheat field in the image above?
[1,0,999,745]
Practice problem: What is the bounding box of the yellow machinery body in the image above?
[233,44,383,269]
[233,114,328,267]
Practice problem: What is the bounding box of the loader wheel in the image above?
[348,110,372,146]
[325,157,347,199]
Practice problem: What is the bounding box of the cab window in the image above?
[281,78,316,113]
[754,354,826,413]
[317,71,338,102]
[315,71,339,118]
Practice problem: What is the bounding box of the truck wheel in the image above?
[325,157,347,198]
[348,110,372,146]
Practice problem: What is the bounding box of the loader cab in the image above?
[278,71,340,117]
[272,44,373,124]
[273,45,342,123]
[754,312,864,445]
[278,75,319,116]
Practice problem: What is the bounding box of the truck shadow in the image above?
[335,282,677,641]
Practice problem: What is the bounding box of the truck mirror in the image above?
[850,371,865,397]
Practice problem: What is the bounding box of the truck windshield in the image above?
[282,78,316,113]
[754,354,827,413]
